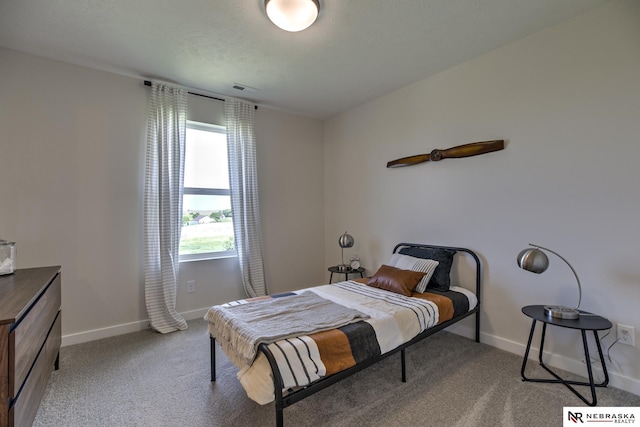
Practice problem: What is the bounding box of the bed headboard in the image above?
[392,242,481,304]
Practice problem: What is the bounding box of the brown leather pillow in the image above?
[366,265,426,296]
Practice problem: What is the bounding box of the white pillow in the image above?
[387,253,439,293]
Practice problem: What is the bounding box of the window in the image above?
[179,121,235,261]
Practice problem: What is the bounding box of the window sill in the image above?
[179,251,237,263]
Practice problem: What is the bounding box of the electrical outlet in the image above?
[187,280,196,293]
[617,324,635,347]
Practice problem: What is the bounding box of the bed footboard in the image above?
[210,335,216,382]
[257,308,479,427]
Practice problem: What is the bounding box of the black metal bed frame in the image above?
[209,243,482,427]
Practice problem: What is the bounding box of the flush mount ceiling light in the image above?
[265,0,320,32]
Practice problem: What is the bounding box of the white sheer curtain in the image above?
[144,81,188,333]
[226,99,268,297]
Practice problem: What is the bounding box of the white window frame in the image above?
[179,121,236,262]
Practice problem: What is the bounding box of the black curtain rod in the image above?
[143,80,257,109]
[144,80,224,102]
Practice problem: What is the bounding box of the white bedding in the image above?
[207,281,477,405]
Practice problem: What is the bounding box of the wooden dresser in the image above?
[0,267,61,427]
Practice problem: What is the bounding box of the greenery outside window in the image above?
[179,121,235,261]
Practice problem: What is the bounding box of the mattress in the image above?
[206,280,477,404]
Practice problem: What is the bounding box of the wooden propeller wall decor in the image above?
[386,140,505,168]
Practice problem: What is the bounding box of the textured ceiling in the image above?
[0,0,610,119]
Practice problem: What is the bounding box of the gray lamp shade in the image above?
[338,232,354,249]
[517,248,549,274]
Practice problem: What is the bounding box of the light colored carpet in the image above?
[33,318,640,427]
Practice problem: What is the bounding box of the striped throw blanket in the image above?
[206,291,370,368]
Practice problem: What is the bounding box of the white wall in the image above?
[0,47,325,344]
[324,0,640,394]
[1,48,149,340]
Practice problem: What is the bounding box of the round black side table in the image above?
[520,305,612,406]
[328,266,365,283]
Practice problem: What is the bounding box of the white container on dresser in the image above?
[0,266,61,427]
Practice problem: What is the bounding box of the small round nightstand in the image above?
[328,266,365,283]
[520,305,612,406]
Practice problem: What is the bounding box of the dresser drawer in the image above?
[9,273,61,399]
[10,312,61,427]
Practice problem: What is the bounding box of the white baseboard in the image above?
[446,323,640,398]
[60,307,210,347]
[62,310,640,398]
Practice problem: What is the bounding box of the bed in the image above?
[205,243,481,426]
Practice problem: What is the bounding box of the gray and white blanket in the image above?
[205,291,370,368]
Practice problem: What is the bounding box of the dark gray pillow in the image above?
[398,247,456,291]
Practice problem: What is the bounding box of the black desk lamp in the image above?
[517,243,582,320]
